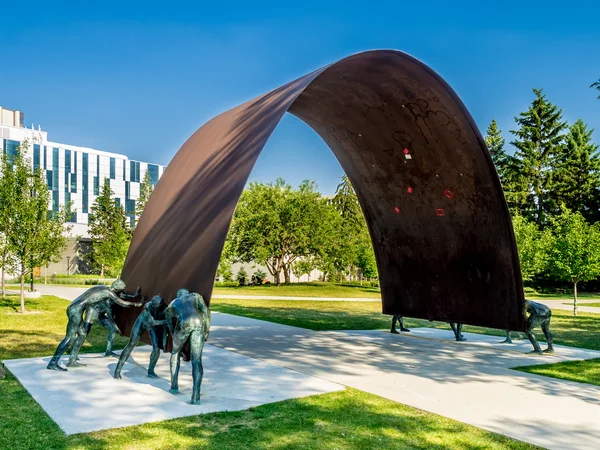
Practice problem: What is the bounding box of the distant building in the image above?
[0,105,166,274]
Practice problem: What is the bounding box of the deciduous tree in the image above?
[135,171,154,226]
[547,208,600,315]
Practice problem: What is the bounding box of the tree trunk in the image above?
[274,271,281,285]
[1,266,4,299]
[30,269,34,292]
[100,265,104,277]
[573,281,578,316]
[20,272,25,313]
[284,268,291,284]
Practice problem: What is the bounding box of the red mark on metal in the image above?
[407,186,413,194]
[436,208,445,216]
[403,148,410,154]
[394,206,400,214]
[444,189,454,199]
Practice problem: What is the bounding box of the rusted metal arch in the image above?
[119,49,526,336]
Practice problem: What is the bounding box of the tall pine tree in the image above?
[135,171,154,226]
[484,120,509,183]
[552,119,600,221]
[88,179,131,276]
[510,88,568,226]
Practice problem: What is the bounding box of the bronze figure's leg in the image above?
[169,331,190,395]
[542,313,554,353]
[99,317,118,357]
[148,328,160,378]
[113,320,144,379]
[67,323,90,367]
[501,330,513,343]
[47,319,80,371]
[190,329,205,405]
[390,314,400,334]
[450,323,466,341]
[526,315,543,354]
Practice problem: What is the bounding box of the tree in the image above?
[511,215,549,282]
[552,119,600,221]
[510,88,568,226]
[0,151,17,299]
[591,79,600,100]
[484,120,510,183]
[88,179,131,277]
[236,267,247,286]
[6,143,70,312]
[294,258,316,281]
[356,228,378,281]
[135,171,154,226]
[216,258,233,282]
[547,208,600,315]
[227,179,331,285]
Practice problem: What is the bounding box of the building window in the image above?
[52,148,59,192]
[52,191,59,212]
[65,150,71,173]
[43,146,47,170]
[82,192,88,214]
[125,199,135,214]
[71,173,77,193]
[33,144,41,170]
[110,157,116,179]
[93,176,99,195]
[3,139,20,161]
[115,197,121,207]
[147,164,159,186]
[123,159,126,180]
[46,170,53,189]
[82,153,89,213]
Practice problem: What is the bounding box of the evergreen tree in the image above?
[552,119,600,221]
[88,178,131,277]
[510,88,568,226]
[484,120,509,183]
[591,79,600,100]
[135,171,154,226]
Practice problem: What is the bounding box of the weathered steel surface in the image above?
[118,50,526,337]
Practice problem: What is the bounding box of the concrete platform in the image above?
[3,344,343,435]
[209,313,600,450]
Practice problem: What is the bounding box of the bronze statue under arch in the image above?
[118,50,526,337]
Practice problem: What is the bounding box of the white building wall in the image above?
[0,123,166,238]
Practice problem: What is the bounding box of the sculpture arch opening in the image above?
[119,50,526,336]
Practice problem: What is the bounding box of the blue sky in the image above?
[1,1,599,194]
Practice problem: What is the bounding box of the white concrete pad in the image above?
[3,344,343,435]
[399,327,600,360]
[209,313,600,450]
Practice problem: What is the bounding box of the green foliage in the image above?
[511,215,549,281]
[1,142,70,310]
[292,258,316,281]
[508,88,568,225]
[88,178,131,277]
[251,269,267,284]
[135,171,154,226]
[547,208,600,313]
[216,258,233,282]
[227,178,332,285]
[552,119,600,221]
[236,266,247,285]
[591,79,600,100]
[484,119,510,183]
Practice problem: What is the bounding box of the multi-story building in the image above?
[1,105,166,274]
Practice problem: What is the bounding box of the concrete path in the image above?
[209,313,600,450]
[537,299,600,314]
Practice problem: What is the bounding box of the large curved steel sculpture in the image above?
[119,50,526,336]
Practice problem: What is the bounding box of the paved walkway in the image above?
[209,313,600,450]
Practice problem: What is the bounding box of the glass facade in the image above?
[148,164,159,185]
[0,136,164,232]
[3,139,20,161]
[33,144,41,170]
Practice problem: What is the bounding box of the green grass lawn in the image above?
[0,295,537,450]
[213,282,381,298]
[514,358,600,387]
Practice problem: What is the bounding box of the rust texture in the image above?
[118,50,527,338]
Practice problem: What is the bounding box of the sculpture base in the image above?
[3,345,343,435]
